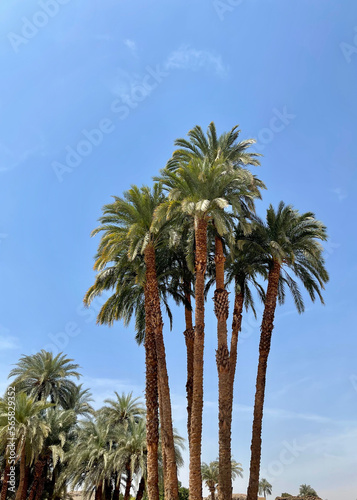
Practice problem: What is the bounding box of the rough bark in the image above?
[15,447,29,500]
[145,244,179,500]
[135,475,146,500]
[214,235,232,500]
[246,261,281,500]
[144,278,160,500]
[0,461,10,500]
[184,280,194,446]
[124,461,132,500]
[209,486,216,500]
[189,217,208,500]
[28,456,46,500]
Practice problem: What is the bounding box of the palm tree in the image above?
[100,392,145,426]
[61,383,94,418]
[259,478,272,499]
[28,408,77,500]
[0,392,52,500]
[166,121,261,171]
[246,203,329,500]
[201,462,218,500]
[298,484,318,497]
[90,184,179,500]
[157,151,263,500]
[9,351,81,407]
[201,458,243,500]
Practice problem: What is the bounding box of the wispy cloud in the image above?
[331,187,348,201]
[165,45,228,77]
[124,38,137,54]
[0,325,20,350]
[0,141,45,173]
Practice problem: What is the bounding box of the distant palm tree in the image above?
[9,350,80,406]
[201,461,219,500]
[246,203,329,500]
[299,484,318,497]
[258,478,272,499]
[0,392,52,500]
[201,458,243,500]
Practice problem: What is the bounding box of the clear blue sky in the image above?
[1,1,357,498]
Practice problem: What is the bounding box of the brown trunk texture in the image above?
[28,457,46,500]
[246,261,281,500]
[124,462,132,500]
[144,274,160,500]
[0,461,10,500]
[184,281,194,447]
[95,484,103,500]
[15,447,29,500]
[209,486,216,500]
[145,244,179,500]
[214,236,232,500]
[135,475,146,500]
[189,217,207,500]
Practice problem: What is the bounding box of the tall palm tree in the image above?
[9,351,81,407]
[258,478,272,499]
[157,153,263,500]
[90,184,179,500]
[246,203,329,500]
[166,121,261,171]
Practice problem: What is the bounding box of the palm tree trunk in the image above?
[214,236,232,500]
[95,483,103,500]
[113,474,121,500]
[144,271,160,500]
[184,280,194,446]
[135,475,146,500]
[209,486,216,500]
[189,217,208,500]
[28,456,46,500]
[0,460,10,500]
[124,461,132,500]
[246,261,281,500]
[15,447,29,500]
[144,243,179,500]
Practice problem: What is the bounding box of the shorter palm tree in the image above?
[259,478,272,499]
[201,461,218,500]
[9,350,80,407]
[298,484,318,497]
[201,459,243,500]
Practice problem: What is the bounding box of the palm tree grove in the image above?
[0,122,330,500]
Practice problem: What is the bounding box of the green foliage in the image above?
[281,494,293,498]
[299,484,319,497]
[259,478,272,497]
